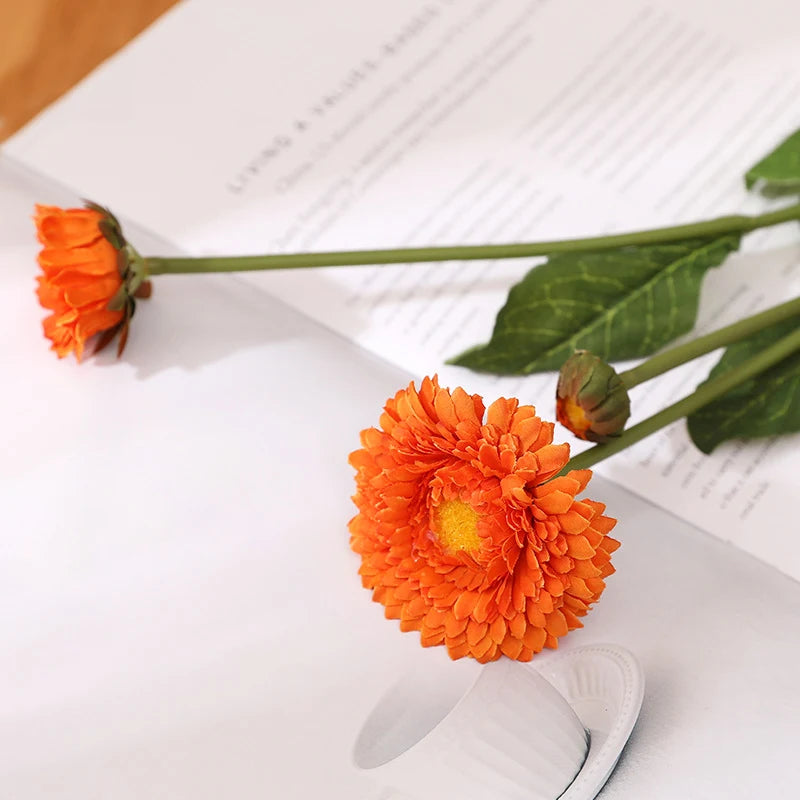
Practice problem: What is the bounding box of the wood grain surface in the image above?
[0,0,179,141]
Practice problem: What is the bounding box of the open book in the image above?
[2,1,799,797]
[8,0,799,581]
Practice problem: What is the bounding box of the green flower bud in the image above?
[556,351,631,442]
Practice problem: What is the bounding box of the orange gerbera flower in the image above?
[35,203,149,360]
[349,376,619,663]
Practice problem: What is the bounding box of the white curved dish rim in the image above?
[533,643,645,800]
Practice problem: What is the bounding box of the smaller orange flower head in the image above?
[349,377,619,663]
[35,205,124,361]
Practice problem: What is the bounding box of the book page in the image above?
[6,0,800,579]
[5,158,800,800]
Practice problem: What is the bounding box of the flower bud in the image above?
[556,351,631,442]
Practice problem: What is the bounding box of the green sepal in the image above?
[106,285,128,312]
[84,199,127,246]
[83,199,121,228]
[98,218,126,250]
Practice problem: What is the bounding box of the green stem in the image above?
[562,323,800,473]
[619,295,800,389]
[146,202,800,275]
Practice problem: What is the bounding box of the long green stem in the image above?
[562,324,800,473]
[619,295,800,389]
[146,202,800,275]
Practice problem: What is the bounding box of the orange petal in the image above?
[445,612,468,638]
[566,534,596,559]
[572,559,601,578]
[472,590,495,625]
[508,612,526,640]
[471,632,495,660]
[500,635,525,660]
[567,577,594,600]
[447,638,471,660]
[38,239,118,276]
[545,609,569,637]
[523,624,547,653]
[466,619,488,646]
[564,469,592,493]
[421,627,445,647]
[452,590,479,620]
[63,276,121,308]
[489,615,507,644]
[35,205,104,247]
[562,607,584,629]
[36,278,65,310]
[486,397,517,431]
[535,490,573,515]
[536,443,570,475]
[511,412,543,451]
[526,602,546,627]
[557,510,592,536]
[434,388,459,430]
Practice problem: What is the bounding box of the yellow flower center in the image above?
[433,499,482,554]
[560,396,591,435]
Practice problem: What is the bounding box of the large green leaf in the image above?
[745,128,800,193]
[686,318,800,454]
[449,236,741,374]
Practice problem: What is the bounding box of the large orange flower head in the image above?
[349,377,619,662]
[35,203,150,361]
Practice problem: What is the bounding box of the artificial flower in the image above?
[348,376,619,662]
[556,351,631,442]
[35,203,150,360]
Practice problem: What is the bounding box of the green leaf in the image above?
[686,318,800,454]
[745,128,800,193]
[449,236,741,374]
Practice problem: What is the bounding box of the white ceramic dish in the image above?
[354,643,644,800]
[536,644,645,800]
[354,656,589,800]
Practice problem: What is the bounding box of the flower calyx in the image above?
[84,201,152,356]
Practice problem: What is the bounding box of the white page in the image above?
[4,158,800,799]
[6,0,800,580]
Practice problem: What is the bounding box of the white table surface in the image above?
[1,156,799,798]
